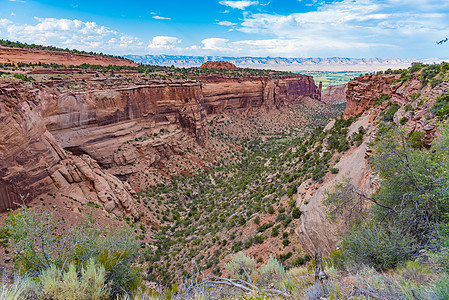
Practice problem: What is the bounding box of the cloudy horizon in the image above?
[0,0,448,59]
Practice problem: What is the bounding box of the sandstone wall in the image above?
[344,74,400,118]
[0,82,139,218]
[43,83,207,167]
[201,75,321,115]
[321,84,347,105]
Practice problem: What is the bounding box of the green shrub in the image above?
[224,252,257,280]
[291,256,305,267]
[408,131,425,149]
[292,207,302,219]
[374,94,391,106]
[432,92,449,120]
[341,222,417,271]
[383,103,400,122]
[330,168,339,174]
[282,239,291,247]
[409,62,425,73]
[39,259,110,300]
[4,206,142,297]
[257,256,286,287]
[421,64,441,87]
[13,73,35,82]
[433,274,449,299]
[400,116,408,125]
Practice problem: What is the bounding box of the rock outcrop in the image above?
[321,84,347,105]
[295,113,376,255]
[200,61,237,70]
[0,81,139,218]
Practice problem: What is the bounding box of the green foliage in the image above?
[421,64,441,87]
[13,73,35,82]
[329,167,339,174]
[4,206,142,297]
[408,131,425,149]
[0,275,36,300]
[432,92,449,120]
[434,274,449,299]
[257,222,274,232]
[39,259,110,300]
[371,128,449,243]
[400,116,408,125]
[374,94,391,106]
[382,103,400,122]
[409,62,426,73]
[341,222,417,271]
[257,256,286,287]
[291,207,301,219]
[224,252,257,281]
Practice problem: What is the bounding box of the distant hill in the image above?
[126,54,444,71]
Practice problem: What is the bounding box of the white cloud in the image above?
[152,15,171,20]
[216,20,237,26]
[233,0,449,57]
[219,1,259,10]
[8,0,25,2]
[0,17,145,54]
[148,36,181,49]
[202,38,230,50]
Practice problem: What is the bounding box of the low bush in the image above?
[224,252,257,281]
[341,222,417,271]
[4,206,142,297]
[258,256,286,287]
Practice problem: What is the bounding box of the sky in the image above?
[0,0,448,58]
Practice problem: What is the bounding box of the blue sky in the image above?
[0,0,448,58]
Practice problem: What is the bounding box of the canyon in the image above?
[0,68,321,220]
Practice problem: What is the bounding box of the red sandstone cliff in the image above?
[321,84,347,105]
[201,75,321,115]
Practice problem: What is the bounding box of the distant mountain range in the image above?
[125,55,445,72]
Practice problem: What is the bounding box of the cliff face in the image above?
[43,83,207,167]
[321,84,347,105]
[0,81,139,218]
[0,74,320,215]
[344,74,401,118]
[201,75,321,115]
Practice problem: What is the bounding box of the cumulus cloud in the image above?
[216,20,237,26]
[235,0,449,57]
[201,38,230,50]
[148,36,181,50]
[0,17,145,54]
[219,1,259,10]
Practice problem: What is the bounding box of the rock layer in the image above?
[321,84,347,105]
